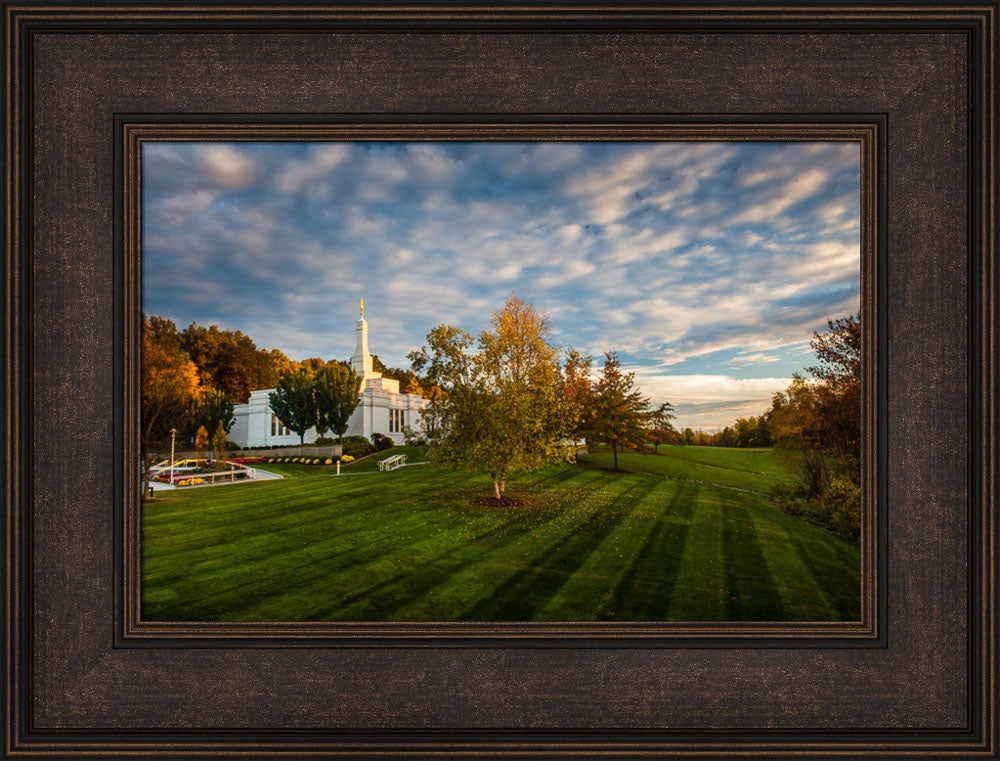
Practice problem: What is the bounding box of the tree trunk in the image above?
[613,442,618,470]
[142,441,151,501]
[499,469,506,497]
[299,431,305,445]
[490,470,501,500]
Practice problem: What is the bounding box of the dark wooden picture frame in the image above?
[3,3,996,757]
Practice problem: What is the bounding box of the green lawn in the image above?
[246,446,430,478]
[579,445,795,494]
[142,447,860,623]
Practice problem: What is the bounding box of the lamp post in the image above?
[169,428,177,484]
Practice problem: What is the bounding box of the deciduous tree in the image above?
[141,317,201,498]
[181,322,279,403]
[268,369,317,445]
[410,295,571,501]
[314,364,362,443]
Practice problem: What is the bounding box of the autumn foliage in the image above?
[768,314,862,542]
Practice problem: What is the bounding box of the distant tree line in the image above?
[674,415,772,448]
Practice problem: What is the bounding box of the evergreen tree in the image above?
[588,352,650,470]
[195,388,235,435]
[211,419,228,470]
[194,425,209,465]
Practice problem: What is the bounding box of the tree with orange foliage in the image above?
[142,317,201,498]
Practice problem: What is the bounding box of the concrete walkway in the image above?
[147,468,284,491]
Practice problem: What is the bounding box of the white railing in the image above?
[378,454,407,472]
[153,459,256,486]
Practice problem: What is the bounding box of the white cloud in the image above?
[729,168,830,224]
[628,371,792,429]
[201,146,256,188]
[728,352,782,366]
[273,144,349,193]
[154,189,216,227]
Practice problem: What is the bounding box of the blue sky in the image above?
[142,141,860,431]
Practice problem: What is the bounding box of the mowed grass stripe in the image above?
[251,494,541,621]
[383,469,619,621]
[765,509,861,620]
[722,499,785,620]
[666,488,727,621]
[459,474,646,621]
[144,470,504,618]
[745,503,837,620]
[533,478,687,621]
[236,493,539,621]
[604,480,699,621]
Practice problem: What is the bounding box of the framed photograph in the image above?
[4,2,996,758]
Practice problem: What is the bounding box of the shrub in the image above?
[343,435,369,445]
[342,439,375,458]
[825,476,861,543]
[315,436,336,446]
[771,476,860,544]
[341,454,355,463]
[324,458,333,465]
[402,427,428,446]
[371,432,394,451]
[224,440,240,450]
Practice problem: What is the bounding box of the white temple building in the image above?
[229,304,429,448]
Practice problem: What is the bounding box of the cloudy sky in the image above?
[142,140,860,431]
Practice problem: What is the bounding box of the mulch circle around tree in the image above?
[469,495,532,508]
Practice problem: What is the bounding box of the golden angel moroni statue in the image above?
[359,298,365,317]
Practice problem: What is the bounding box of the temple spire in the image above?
[350,299,373,378]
